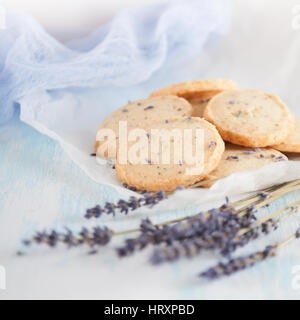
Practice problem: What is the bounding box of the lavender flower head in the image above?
[85,190,166,219]
[199,245,276,280]
[21,226,113,254]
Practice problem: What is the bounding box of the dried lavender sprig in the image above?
[20,197,244,256]
[229,205,299,254]
[238,200,300,237]
[219,202,299,258]
[122,203,256,259]
[220,206,298,258]
[191,179,300,225]
[149,216,272,264]
[235,180,300,217]
[23,207,234,257]
[232,179,300,209]
[22,199,295,259]
[116,218,167,257]
[85,177,300,220]
[150,238,208,264]
[20,205,221,257]
[84,177,226,220]
[116,189,300,258]
[200,227,300,280]
[30,185,297,252]
[204,202,298,258]
[220,218,278,258]
[116,214,208,257]
[21,226,113,254]
[199,245,276,280]
[85,175,226,219]
[85,190,166,218]
[192,180,300,225]
[150,217,270,265]
[21,181,300,258]
[116,216,204,257]
[150,200,300,263]
[149,210,258,264]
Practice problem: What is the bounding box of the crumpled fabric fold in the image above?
[0,0,230,124]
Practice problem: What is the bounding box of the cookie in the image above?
[203,144,288,187]
[184,91,218,118]
[203,89,295,147]
[272,119,300,153]
[115,117,225,191]
[95,96,193,158]
[150,79,238,117]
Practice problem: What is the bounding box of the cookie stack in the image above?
[95,79,297,191]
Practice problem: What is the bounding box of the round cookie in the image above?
[115,117,225,191]
[203,89,295,147]
[150,79,238,117]
[272,119,300,153]
[203,144,288,187]
[95,96,193,158]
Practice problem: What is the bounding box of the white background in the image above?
[1,0,157,41]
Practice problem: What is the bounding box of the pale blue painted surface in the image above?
[1,113,300,299]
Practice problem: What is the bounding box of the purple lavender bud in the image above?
[226,155,239,160]
[209,141,217,149]
[144,106,154,110]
